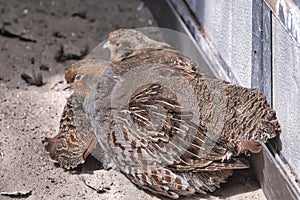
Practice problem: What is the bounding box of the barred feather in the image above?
[44,29,281,199]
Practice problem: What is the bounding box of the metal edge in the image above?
[263,0,300,48]
[250,144,300,200]
[167,0,240,85]
[251,0,272,103]
[142,0,215,78]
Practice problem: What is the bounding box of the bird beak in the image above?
[61,81,71,90]
[103,41,110,49]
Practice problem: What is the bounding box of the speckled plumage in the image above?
[80,29,280,198]
[43,29,280,198]
[43,59,109,169]
[43,94,97,169]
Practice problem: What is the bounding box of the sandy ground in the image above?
[0,0,266,199]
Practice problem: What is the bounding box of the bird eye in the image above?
[115,43,121,47]
[74,74,82,81]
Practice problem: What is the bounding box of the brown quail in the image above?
[43,59,109,169]
[82,29,280,198]
[44,29,280,198]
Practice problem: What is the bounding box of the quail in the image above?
[43,29,280,198]
[43,59,109,169]
[80,29,280,198]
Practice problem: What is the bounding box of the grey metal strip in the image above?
[251,0,272,103]
[250,143,300,200]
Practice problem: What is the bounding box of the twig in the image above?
[0,27,36,43]
[80,176,110,194]
[21,70,44,86]
[1,189,32,197]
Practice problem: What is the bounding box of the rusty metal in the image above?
[264,0,300,47]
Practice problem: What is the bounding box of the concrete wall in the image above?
[272,17,300,176]
[186,0,253,87]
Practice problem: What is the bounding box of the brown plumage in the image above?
[43,29,280,198]
[43,59,109,169]
[43,95,98,169]
[83,29,279,198]
[105,29,172,62]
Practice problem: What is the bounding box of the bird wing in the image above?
[87,49,252,172]
[84,48,263,198]
[43,94,97,169]
[210,78,281,155]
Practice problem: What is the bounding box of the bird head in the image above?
[63,59,110,96]
[103,29,171,62]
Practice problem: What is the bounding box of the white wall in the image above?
[272,17,300,176]
[186,0,253,87]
